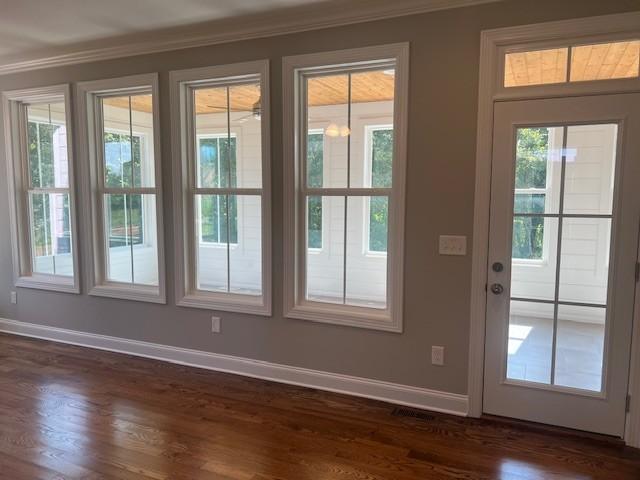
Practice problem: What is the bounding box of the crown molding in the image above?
[0,0,501,76]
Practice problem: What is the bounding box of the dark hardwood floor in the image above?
[0,332,639,479]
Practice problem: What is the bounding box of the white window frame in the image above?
[363,124,393,257]
[283,43,409,332]
[2,84,80,293]
[170,60,271,316]
[76,73,166,304]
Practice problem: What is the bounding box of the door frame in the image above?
[468,11,640,446]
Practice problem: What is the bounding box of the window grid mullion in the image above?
[28,187,70,195]
[341,72,353,305]
[302,188,392,196]
[102,187,156,195]
[550,125,569,386]
[225,86,232,292]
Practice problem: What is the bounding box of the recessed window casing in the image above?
[3,85,80,293]
[170,61,271,315]
[283,44,409,332]
[77,74,166,304]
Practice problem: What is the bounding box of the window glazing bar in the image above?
[303,187,391,196]
[225,86,231,293]
[342,73,353,305]
[194,187,261,196]
[510,296,606,309]
[513,212,612,219]
[550,125,569,386]
[126,97,136,285]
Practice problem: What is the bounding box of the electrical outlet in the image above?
[10,291,17,305]
[211,316,221,333]
[431,346,445,366]
[439,235,467,256]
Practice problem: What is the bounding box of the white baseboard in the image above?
[0,318,468,416]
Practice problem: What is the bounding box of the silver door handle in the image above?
[490,283,504,295]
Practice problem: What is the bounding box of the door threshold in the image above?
[481,414,626,448]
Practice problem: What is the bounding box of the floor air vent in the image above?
[391,407,436,421]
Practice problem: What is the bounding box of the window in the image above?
[77,74,165,303]
[3,85,79,292]
[283,44,409,332]
[504,40,640,88]
[171,61,271,315]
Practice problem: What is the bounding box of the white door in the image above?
[483,94,640,436]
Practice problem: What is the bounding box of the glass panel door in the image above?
[507,124,616,393]
[483,94,640,437]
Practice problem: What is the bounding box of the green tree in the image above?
[512,128,548,259]
[199,137,238,244]
[103,133,144,247]
[307,133,324,249]
[369,129,393,252]
[28,122,71,256]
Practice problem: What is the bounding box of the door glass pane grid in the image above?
[302,66,394,310]
[508,124,616,393]
[191,81,264,296]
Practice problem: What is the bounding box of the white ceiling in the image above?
[0,0,324,60]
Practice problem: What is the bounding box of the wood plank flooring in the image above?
[0,332,639,479]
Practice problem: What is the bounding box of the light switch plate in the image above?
[10,291,17,304]
[439,235,467,256]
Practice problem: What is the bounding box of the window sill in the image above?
[89,283,165,304]
[178,291,270,316]
[285,302,401,333]
[16,275,80,294]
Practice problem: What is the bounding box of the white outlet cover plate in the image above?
[432,345,445,366]
[439,235,467,256]
[211,316,221,333]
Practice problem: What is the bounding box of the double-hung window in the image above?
[283,44,409,332]
[3,85,79,292]
[171,61,271,315]
[77,74,165,303]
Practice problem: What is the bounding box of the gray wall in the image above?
[0,0,636,396]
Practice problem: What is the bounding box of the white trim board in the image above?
[0,0,501,76]
[0,318,468,416]
[467,11,640,446]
